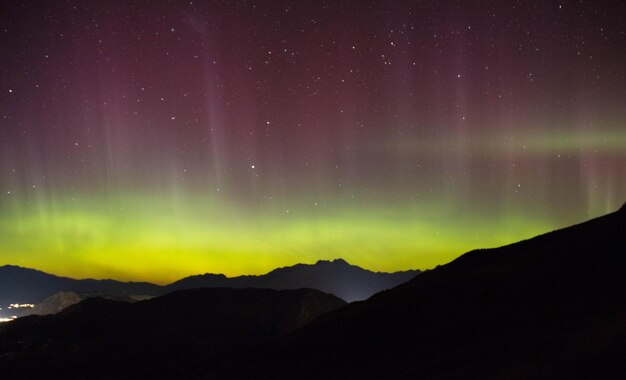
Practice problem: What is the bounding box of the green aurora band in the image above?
[0,190,606,284]
[2,126,625,283]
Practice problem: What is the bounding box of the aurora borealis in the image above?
[1,0,625,283]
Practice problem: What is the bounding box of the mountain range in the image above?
[0,259,420,316]
[165,258,419,302]
[0,265,160,308]
[1,204,625,378]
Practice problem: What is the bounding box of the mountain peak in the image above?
[315,258,350,266]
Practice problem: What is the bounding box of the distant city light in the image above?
[8,303,34,309]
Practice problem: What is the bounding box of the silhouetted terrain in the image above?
[2,206,625,379]
[16,291,84,318]
[0,288,345,378]
[167,259,419,302]
[218,204,626,379]
[0,260,419,315]
[5,292,141,319]
[0,266,161,307]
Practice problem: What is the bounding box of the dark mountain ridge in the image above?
[167,258,419,302]
[0,265,160,307]
[219,205,626,379]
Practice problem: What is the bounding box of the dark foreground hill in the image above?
[0,287,345,378]
[218,205,626,379]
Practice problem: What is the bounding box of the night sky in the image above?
[1,0,625,283]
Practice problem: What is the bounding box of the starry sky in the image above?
[1,0,625,283]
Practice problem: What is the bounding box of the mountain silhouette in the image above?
[0,265,161,308]
[218,205,626,379]
[0,287,345,378]
[167,258,419,302]
[0,259,419,315]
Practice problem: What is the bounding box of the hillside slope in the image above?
[220,205,626,379]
